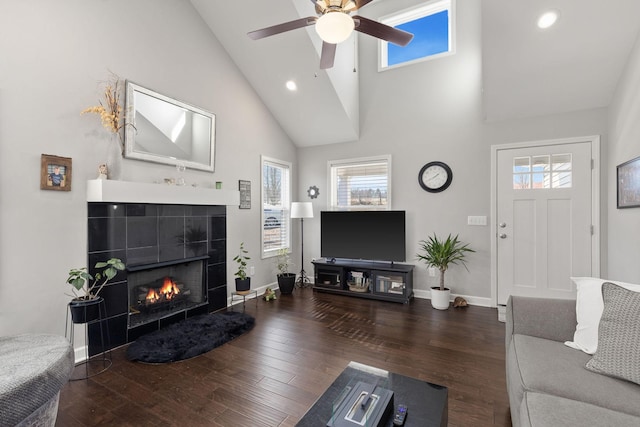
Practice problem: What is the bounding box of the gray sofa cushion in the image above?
[585,283,640,385]
[520,392,640,427]
[507,333,640,417]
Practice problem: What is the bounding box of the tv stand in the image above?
[312,259,414,304]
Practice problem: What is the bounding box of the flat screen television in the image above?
[320,210,406,262]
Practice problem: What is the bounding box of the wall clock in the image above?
[307,185,319,199]
[418,161,452,193]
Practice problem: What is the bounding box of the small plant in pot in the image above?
[67,258,125,323]
[275,248,296,295]
[233,242,251,292]
[417,234,474,310]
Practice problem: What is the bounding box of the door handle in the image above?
[499,222,507,228]
[499,233,507,239]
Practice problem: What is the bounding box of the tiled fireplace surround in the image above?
[86,202,227,356]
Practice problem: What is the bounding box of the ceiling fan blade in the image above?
[320,42,337,69]
[248,17,317,40]
[353,15,413,46]
[353,0,374,10]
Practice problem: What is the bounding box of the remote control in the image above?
[393,404,407,426]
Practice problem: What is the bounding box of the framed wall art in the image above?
[617,155,640,208]
[239,179,251,209]
[40,154,72,191]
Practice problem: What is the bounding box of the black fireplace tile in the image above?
[88,314,127,356]
[126,204,157,217]
[207,263,226,289]
[186,206,208,216]
[208,205,226,216]
[186,242,207,258]
[187,304,209,318]
[88,203,126,218]
[159,217,184,245]
[159,311,187,328]
[128,321,159,342]
[127,247,159,266]
[185,217,207,242]
[210,216,226,240]
[127,217,158,248]
[208,240,226,264]
[159,205,185,217]
[100,281,128,317]
[208,286,228,312]
[88,218,126,252]
[159,243,184,262]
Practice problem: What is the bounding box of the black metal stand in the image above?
[296,217,311,288]
[65,299,112,380]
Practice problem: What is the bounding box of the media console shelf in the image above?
[312,259,414,303]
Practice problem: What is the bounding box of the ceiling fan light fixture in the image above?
[316,12,354,44]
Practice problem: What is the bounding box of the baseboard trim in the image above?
[413,289,493,308]
[74,346,88,364]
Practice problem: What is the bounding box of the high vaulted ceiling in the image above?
[191,0,640,147]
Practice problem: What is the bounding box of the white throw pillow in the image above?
[564,277,640,354]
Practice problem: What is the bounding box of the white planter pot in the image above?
[430,287,451,310]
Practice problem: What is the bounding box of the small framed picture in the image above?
[239,180,251,209]
[617,155,640,208]
[41,154,72,191]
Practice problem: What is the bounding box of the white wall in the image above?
[0,0,296,336]
[607,32,640,283]
[297,0,609,303]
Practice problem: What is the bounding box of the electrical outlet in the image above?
[250,266,255,276]
[428,267,437,277]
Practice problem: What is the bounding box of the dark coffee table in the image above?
[297,361,447,427]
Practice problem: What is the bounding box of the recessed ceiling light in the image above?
[286,80,297,91]
[537,10,559,29]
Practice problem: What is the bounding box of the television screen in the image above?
[320,211,406,262]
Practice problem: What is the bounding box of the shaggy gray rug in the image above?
[126,312,255,363]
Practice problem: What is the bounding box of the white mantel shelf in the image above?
[86,179,240,206]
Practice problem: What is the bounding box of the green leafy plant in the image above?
[275,248,293,276]
[67,258,126,300]
[416,234,475,291]
[233,242,251,280]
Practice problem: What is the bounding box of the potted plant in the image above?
[233,242,251,292]
[275,248,296,295]
[416,234,474,310]
[67,258,125,323]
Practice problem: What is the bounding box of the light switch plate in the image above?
[467,216,487,226]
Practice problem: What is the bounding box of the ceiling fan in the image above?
[248,0,414,69]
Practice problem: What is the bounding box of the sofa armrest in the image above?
[506,296,577,347]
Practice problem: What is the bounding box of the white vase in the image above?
[106,134,123,180]
[430,287,451,310]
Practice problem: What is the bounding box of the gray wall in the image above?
[607,33,640,283]
[0,0,296,337]
[297,0,609,303]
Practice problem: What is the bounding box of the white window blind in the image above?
[329,156,391,210]
[262,156,291,257]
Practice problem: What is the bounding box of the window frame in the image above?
[378,0,455,72]
[327,155,392,211]
[261,155,292,259]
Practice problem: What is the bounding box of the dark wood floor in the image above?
[56,288,511,427]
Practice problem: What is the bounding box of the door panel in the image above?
[497,141,593,304]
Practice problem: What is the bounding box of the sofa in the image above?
[506,295,640,427]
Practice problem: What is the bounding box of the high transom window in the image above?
[329,155,391,210]
[379,0,454,70]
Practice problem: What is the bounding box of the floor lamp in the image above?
[291,202,313,287]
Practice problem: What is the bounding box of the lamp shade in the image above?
[315,12,354,44]
[291,202,313,219]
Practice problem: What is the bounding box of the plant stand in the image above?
[65,299,112,380]
[229,290,258,311]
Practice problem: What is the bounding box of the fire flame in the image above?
[145,277,180,304]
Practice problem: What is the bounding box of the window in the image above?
[379,0,454,70]
[329,156,391,210]
[513,154,572,190]
[262,156,291,257]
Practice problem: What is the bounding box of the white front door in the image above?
[494,137,599,305]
